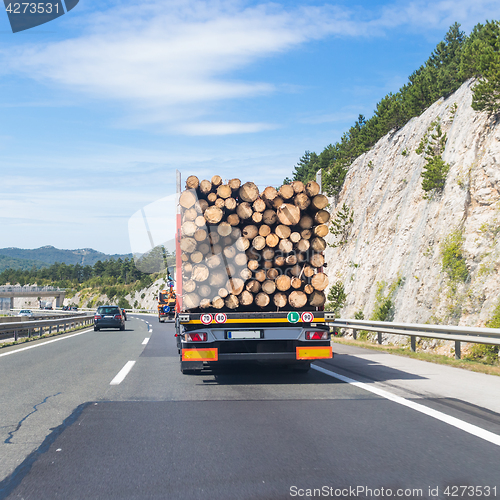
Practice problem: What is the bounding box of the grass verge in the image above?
[332,337,500,377]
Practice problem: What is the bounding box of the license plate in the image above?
[226,330,262,339]
[104,315,113,319]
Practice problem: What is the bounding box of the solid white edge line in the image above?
[142,338,150,345]
[312,364,500,447]
[0,328,93,358]
[110,361,136,385]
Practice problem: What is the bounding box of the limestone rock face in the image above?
[325,80,500,330]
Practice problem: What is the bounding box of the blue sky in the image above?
[1,0,500,255]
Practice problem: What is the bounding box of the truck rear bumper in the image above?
[180,342,333,364]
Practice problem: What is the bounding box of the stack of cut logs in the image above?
[179,175,330,312]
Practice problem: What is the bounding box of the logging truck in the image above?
[174,172,334,374]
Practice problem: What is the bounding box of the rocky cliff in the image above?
[325,79,500,335]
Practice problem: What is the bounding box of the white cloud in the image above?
[174,121,278,135]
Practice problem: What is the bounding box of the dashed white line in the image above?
[142,338,150,345]
[312,364,500,447]
[110,361,136,385]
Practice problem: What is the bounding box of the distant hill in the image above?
[0,254,47,273]
[0,246,132,269]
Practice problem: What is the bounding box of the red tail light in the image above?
[185,332,207,342]
[114,315,122,320]
[94,315,102,320]
[305,331,329,340]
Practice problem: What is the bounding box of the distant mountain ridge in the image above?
[0,246,132,270]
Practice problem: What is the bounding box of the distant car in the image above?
[18,309,33,317]
[44,305,53,310]
[94,305,125,331]
[71,306,78,311]
[121,308,127,321]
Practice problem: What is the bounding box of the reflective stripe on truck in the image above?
[296,346,333,360]
[182,348,219,362]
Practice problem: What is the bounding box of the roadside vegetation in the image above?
[0,247,175,308]
[287,21,500,196]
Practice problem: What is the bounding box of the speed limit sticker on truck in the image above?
[200,314,213,325]
[214,313,227,324]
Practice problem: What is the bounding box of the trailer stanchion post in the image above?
[352,329,357,340]
[455,341,461,360]
[377,332,382,344]
[410,335,416,352]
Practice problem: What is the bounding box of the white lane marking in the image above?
[142,338,150,345]
[0,328,93,358]
[110,361,136,385]
[312,364,500,447]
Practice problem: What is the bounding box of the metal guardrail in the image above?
[0,313,94,343]
[330,318,500,359]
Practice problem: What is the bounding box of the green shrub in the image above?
[118,297,132,309]
[441,230,469,283]
[326,281,347,316]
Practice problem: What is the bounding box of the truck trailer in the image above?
[174,172,334,374]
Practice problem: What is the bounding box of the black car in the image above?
[94,306,125,331]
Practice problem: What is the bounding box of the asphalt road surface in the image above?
[1,315,499,499]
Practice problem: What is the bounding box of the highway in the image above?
[1,315,500,499]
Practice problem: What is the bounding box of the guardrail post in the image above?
[455,341,461,360]
[410,336,416,352]
[352,329,357,340]
[14,330,18,342]
[377,332,382,344]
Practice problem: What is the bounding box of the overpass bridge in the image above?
[0,286,66,309]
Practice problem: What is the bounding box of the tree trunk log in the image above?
[262,209,277,225]
[253,198,266,213]
[277,203,301,226]
[211,175,222,187]
[255,292,270,308]
[227,214,240,227]
[228,178,241,191]
[273,292,287,308]
[276,274,291,291]
[309,252,325,268]
[180,190,197,209]
[239,182,260,202]
[314,210,330,224]
[191,264,209,282]
[294,193,310,210]
[199,179,212,195]
[311,237,327,252]
[309,290,326,307]
[311,272,329,290]
[289,291,307,308]
[185,175,199,190]
[204,206,223,224]
[261,280,276,294]
[225,295,239,309]
[217,222,232,237]
[242,225,258,240]
[239,290,254,306]
[279,183,294,200]
[236,202,253,220]
[305,180,320,197]
[312,194,329,210]
[217,184,232,199]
